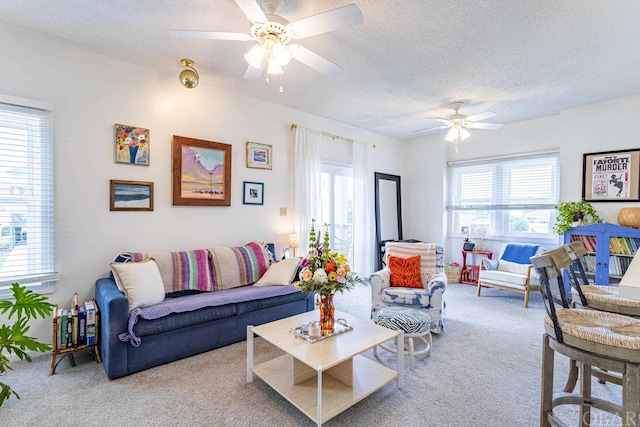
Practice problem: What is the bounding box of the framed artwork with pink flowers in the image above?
[115,123,150,165]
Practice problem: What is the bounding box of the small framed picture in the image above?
[110,180,154,211]
[246,141,272,169]
[243,181,264,205]
[282,248,291,259]
[115,124,150,166]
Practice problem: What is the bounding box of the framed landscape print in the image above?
[110,180,153,211]
[243,181,264,205]
[246,141,272,169]
[583,149,640,202]
[115,124,149,165]
[172,135,232,206]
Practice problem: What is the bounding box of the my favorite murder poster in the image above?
[591,153,631,199]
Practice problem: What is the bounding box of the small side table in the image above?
[460,250,493,285]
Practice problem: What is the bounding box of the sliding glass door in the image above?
[318,163,354,261]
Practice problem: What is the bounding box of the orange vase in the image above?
[319,294,335,335]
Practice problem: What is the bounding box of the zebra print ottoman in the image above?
[374,307,432,371]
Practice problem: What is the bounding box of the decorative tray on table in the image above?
[289,318,353,343]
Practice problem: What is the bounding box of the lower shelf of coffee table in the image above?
[251,353,398,424]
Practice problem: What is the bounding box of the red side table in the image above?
[460,250,493,285]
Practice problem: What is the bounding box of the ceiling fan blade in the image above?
[465,110,497,122]
[466,122,503,130]
[425,117,452,124]
[289,44,342,77]
[233,0,268,24]
[287,4,364,39]
[169,30,252,41]
[412,125,451,134]
[243,62,266,80]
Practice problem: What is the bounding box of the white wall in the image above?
[404,93,640,265]
[0,24,403,343]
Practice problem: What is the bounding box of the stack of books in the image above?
[55,299,97,349]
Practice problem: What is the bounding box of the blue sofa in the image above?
[96,244,314,379]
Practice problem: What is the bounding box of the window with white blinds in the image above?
[0,95,56,297]
[447,151,560,241]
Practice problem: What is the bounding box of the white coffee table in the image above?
[247,310,404,426]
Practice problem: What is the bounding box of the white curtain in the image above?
[352,140,375,276]
[293,126,322,254]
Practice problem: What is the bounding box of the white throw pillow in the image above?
[109,258,165,310]
[254,257,302,286]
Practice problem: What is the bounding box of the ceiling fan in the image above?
[413,102,503,142]
[169,0,363,82]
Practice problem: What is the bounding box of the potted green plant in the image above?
[554,200,603,235]
[0,282,54,406]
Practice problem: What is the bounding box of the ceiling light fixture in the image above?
[240,1,294,89]
[444,124,470,143]
[244,45,266,68]
[267,57,283,75]
[444,126,459,143]
[179,59,199,89]
[444,123,471,153]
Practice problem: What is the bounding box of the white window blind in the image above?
[447,151,560,240]
[0,95,56,296]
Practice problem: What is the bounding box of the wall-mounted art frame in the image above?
[246,141,272,169]
[172,136,232,206]
[110,180,154,211]
[243,181,264,205]
[115,124,149,165]
[583,148,640,202]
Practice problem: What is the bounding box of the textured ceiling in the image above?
[1,0,639,139]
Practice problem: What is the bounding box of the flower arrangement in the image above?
[295,219,364,296]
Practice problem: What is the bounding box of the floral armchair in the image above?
[370,243,447,333]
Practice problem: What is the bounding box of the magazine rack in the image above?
[49,293,101,375]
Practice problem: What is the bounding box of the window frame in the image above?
[0,94,56,299]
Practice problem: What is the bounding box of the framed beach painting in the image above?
[172,135,232,206]
[243,181,264,205]
[583,149,640,202]
[115,124,149,165]
[110,180,154,211]
[246,141,272,169]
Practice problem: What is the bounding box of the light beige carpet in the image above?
[1,283,621,426]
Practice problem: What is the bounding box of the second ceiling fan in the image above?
[170,0,363,81]
[413,102,503,142]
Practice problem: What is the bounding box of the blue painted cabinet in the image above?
[564,223,640,285]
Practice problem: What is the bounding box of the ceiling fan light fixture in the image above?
[459,127,471,141]
[244,45,266,68]
[267,57,283,74]
[445,126,459,142]
[272,42,291,66]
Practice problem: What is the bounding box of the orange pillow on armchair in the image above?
[388,255,423,288]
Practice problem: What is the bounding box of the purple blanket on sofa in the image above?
[119,285,300,347]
